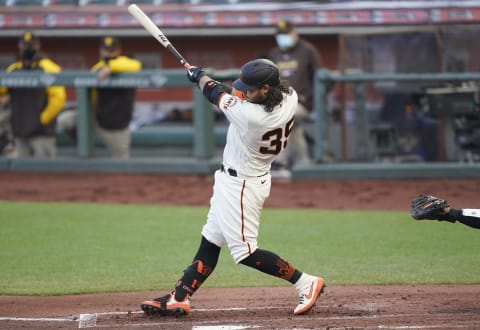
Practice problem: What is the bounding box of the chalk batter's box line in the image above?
[1,310,479,329]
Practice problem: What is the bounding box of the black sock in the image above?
[240,249,302,284]
[174,236,220,301]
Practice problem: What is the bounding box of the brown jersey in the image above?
[268,39,322,111]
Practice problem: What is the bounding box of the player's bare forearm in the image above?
[198,75,211,90]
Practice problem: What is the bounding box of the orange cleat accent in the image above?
[141,292,190,317]
[294,277,325,315]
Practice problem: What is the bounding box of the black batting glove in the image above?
[187,66,205,83]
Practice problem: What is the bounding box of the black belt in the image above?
[220,164,237,177]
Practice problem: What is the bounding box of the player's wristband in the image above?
[202,80,224,105]
[441,208,461,222]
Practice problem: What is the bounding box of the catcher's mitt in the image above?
[410,195,449,220]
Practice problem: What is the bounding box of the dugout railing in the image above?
[0,69,236,174]
[313,70,480,162]
[0,69,223,159]
[294,70,480,179]
[1,69,480,178]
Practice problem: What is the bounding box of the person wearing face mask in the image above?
[58,36,142,159]
[0,31,66,158]
[267,20,325,178]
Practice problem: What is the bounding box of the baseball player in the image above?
[57,36,142,159]
[0,31,66,158]
[411,195,480,229]
[141,59,325,317]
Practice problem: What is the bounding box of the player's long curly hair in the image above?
[263,79,292,113]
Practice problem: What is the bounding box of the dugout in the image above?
[1,1,480,177]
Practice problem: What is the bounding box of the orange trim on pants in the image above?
[239,179,251,254]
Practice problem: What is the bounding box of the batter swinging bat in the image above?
[128,4,191,70]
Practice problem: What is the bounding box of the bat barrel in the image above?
[128,3,190,70]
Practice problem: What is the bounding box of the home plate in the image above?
[78,313,97,328]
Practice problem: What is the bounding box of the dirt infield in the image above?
[1,172,480,329]
[1,172,480,210]
[2,285,480,329]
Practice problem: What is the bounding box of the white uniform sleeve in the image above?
[218,94,254,132]
[462,209,480,218]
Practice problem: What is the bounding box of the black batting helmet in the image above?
[233,59,280,92]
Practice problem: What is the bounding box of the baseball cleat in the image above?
[293,275,325,315]
[141,292,190,317]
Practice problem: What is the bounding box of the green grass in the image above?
[0,201,479,295]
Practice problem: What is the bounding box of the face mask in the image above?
[103,55,118,63]
[275,34,295,49]
[22,48,36,61]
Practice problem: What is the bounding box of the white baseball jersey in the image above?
[219,89,298,177]
[201,88,298,263]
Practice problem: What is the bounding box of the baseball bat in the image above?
[128,4,191,70]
